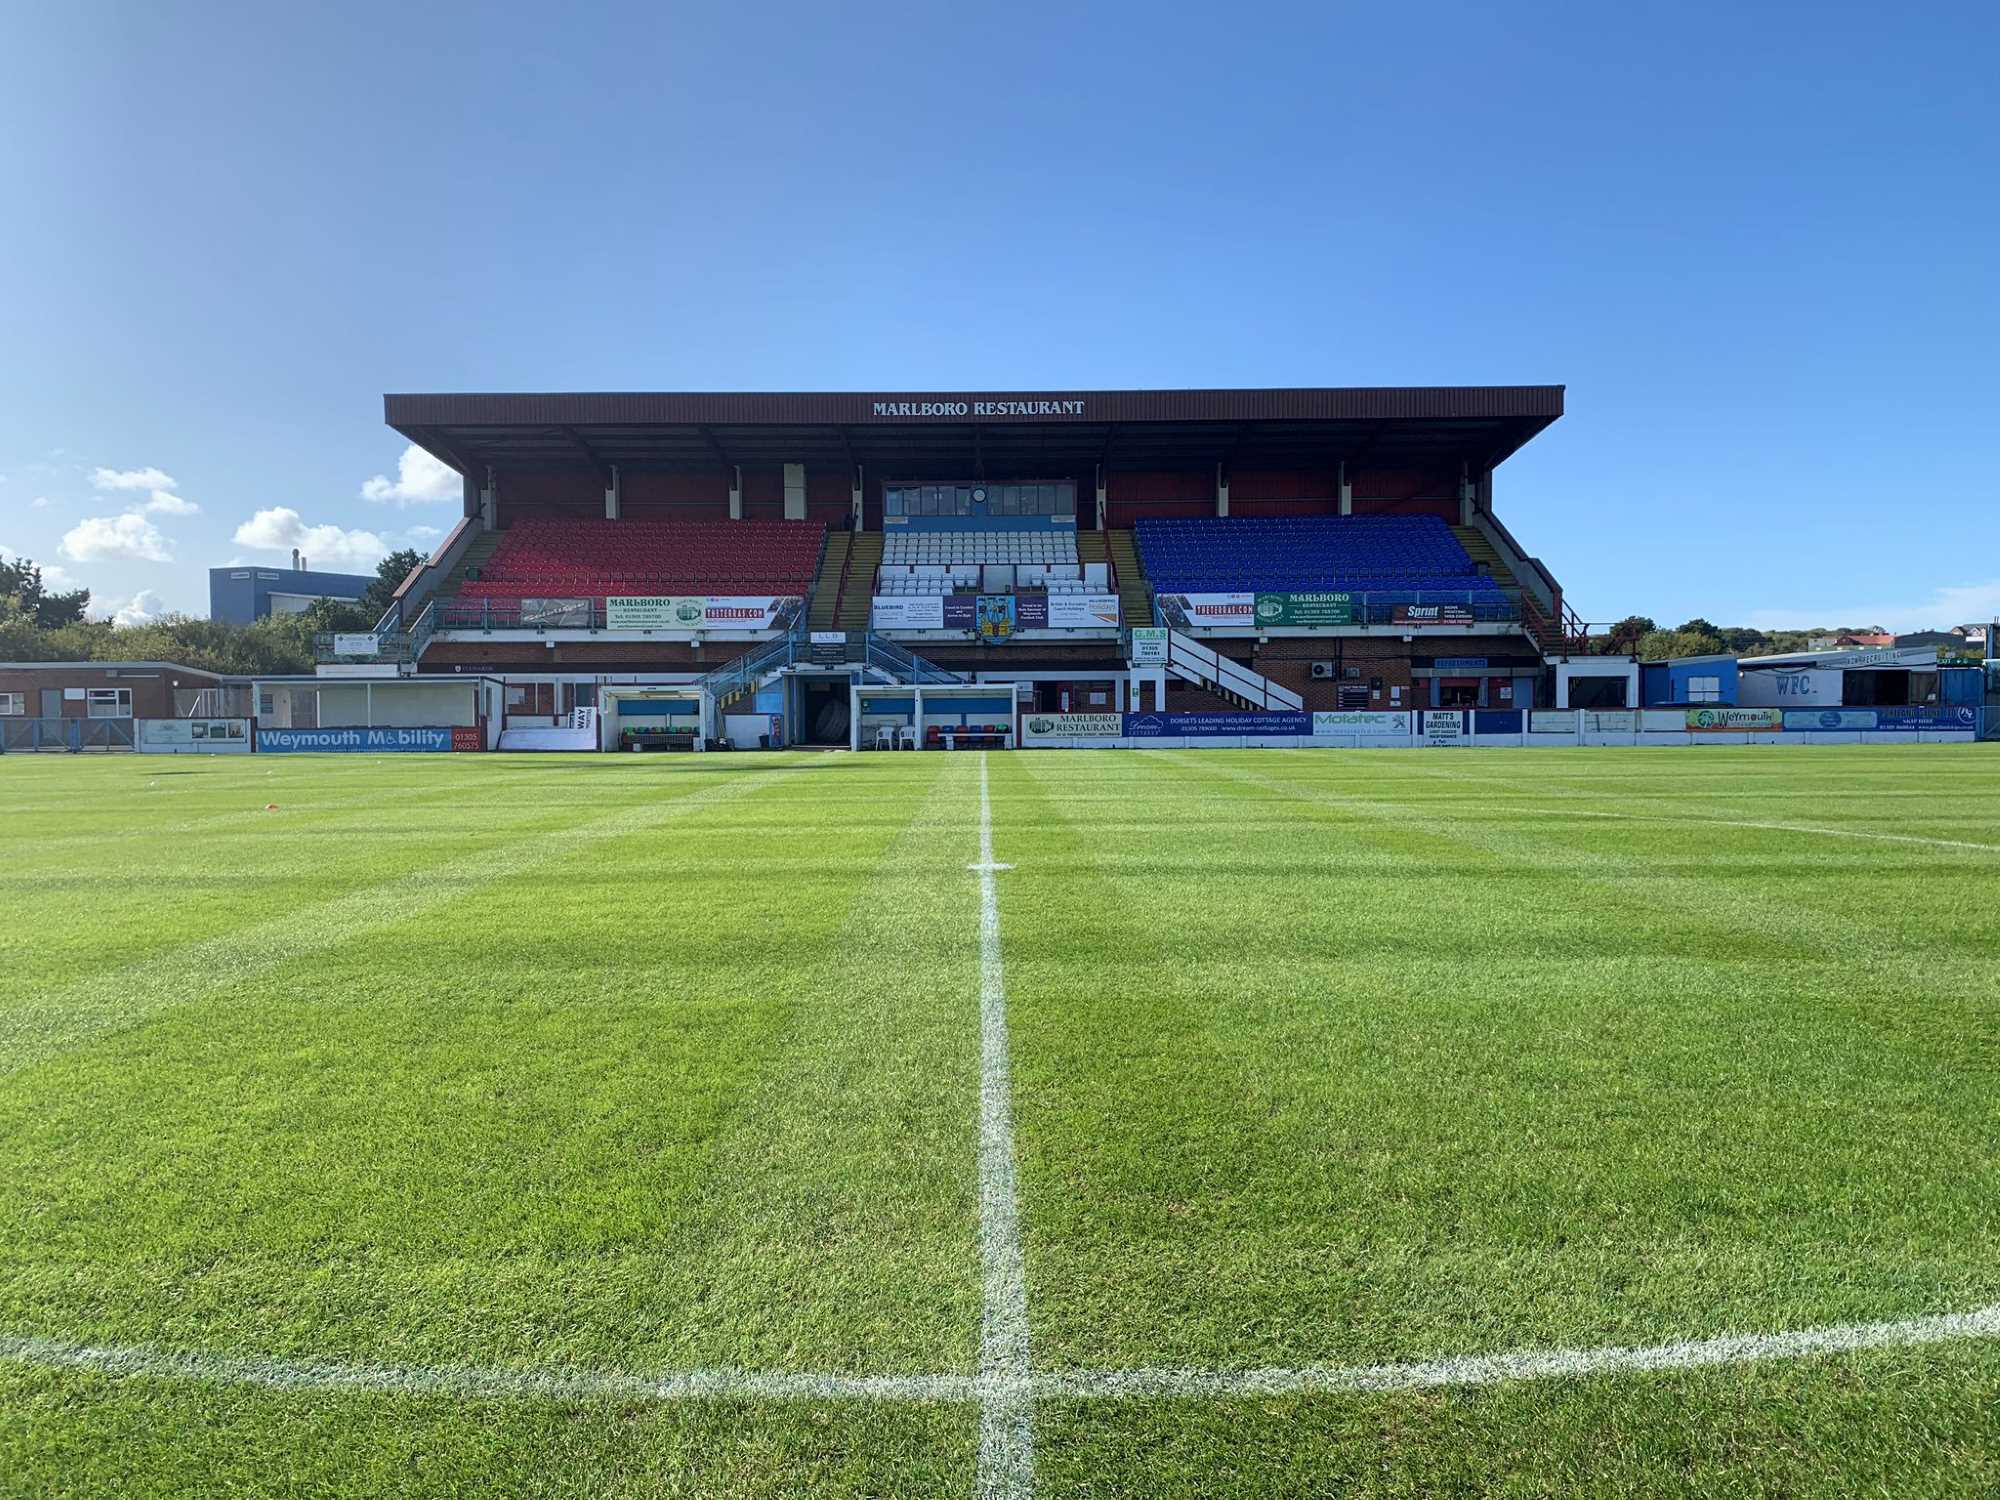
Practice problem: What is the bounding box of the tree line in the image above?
[1590,616,1897,660]
[0,551,422,676]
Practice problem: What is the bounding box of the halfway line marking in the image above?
[974,752,1035,1499]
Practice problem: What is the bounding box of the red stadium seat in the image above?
[450,519,825,606]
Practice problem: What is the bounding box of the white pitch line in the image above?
[0,1333,976,1404]
[8,1303,1999,1411]
[973,752,1036,1500]
[1547,807,2000,855]
[1388,763,2000,854]
[1044,1302,2000,1399]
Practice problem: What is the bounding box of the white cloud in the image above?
[404,524,443,542]
[1745,579,2000,634]
[86,464,200,517]
[61,513,174,563]
[233,506,390,569]
[361,444,460,505]
[140,490,199,516]
[31,496,48,508]
[94,589,167,628]
[91,465,177,493]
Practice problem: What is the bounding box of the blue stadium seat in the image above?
[1134,515,1499,596]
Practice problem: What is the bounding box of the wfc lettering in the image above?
[871,399,1086,418]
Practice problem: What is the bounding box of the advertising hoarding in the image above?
[1020,712,1122,744]
[1160,592,1256,627]
[606,596,795,630]
[519,598,591,627]
[258,727,453,753]
[1254,592,1354,627]
[1310,711,1409,736]
[1123,712,1312,737]
[1686,707,1783,732]
[137,718,252,753]
[1393,604,1477,626]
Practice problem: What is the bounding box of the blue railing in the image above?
[865,633,966,685]
[695,628,805,706]
[403,600,437,662]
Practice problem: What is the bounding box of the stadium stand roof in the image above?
[385,386,1564,476]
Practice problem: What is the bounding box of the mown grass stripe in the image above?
[0,759,832,1080]
[1396,759,2000,853]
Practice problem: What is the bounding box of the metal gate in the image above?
[0,717,135,752]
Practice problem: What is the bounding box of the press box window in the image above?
[1687,675,1722,703]
[0,693,22,716]
[87,688,132,718]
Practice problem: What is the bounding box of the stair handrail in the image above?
[695,625,803,705]
[378,515,479,631]
[865,632,965,685]
[1163,629,1304,712]
[403,599,438,664]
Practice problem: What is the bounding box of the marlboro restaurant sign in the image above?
[870,399,1087,418]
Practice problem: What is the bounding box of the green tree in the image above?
[1595,615,1655,655]
[1636,625,1727,660]
[363,549,424,617]
[0,555,91,628]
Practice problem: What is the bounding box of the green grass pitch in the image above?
[2,744,1997,1496]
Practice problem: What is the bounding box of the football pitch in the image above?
[2,745,1997,1496]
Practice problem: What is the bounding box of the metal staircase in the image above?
[692,626,965,741]
[864,632,965,686]
[1156,629,1304,712]
[697,630,804,716]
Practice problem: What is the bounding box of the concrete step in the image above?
[809,533,850,629]
[835,533,883,631]
[437,531,503,598]
[1105,529,1153,628]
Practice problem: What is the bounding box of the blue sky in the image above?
[2,0,1995,630]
